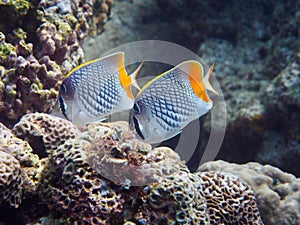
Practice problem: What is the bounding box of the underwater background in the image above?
[0,0,299,225]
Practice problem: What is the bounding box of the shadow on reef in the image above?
[0,207,24,225]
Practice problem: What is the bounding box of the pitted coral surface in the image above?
[9,113,264,225]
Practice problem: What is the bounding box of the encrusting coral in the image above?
[7,113,264,224]
[198,160,300,225]
[0,0,111,127]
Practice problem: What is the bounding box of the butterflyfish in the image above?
[58,52,142,126]
[129,60,218,143]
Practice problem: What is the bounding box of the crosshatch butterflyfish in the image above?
[58,52,142,126]
[129,60,219,144]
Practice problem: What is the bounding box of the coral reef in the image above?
[0,121,39,201]
[35,117,191,224]
[194,1,300,175]
[37,136,125,224]
[0,31,60,125]
[0,150,23,208]
[8,113,263,224]
[13,112,80,157]
[1,0,298,223]
[198,160,300,225]
[0,113,266,224]
[259,50,300,173]
[0,0,298,223]
[0,0,111,127]
[0,121,38,167]
[198,171,263,224]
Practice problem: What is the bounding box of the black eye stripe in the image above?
[58,96,65,112]
[133,103,141,113]
[60,83,67,93]
[133,116,145,140]
[58,96,70,120]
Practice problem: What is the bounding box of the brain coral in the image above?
[37,134,126,224]
[142,170,209,224]
[135,170,263,225]
[198,160,300,225]
[13,112,80,157]
[197,171,263,225]
[18,113,264,224]
[0,150,23,208]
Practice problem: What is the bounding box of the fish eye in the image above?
[133,103,141,114]
[60,83,67,94]
[133,116,145,140]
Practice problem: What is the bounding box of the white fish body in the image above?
[130,60,218,143]
[59,52,141,126]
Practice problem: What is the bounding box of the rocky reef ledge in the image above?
[0,113,298,224]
